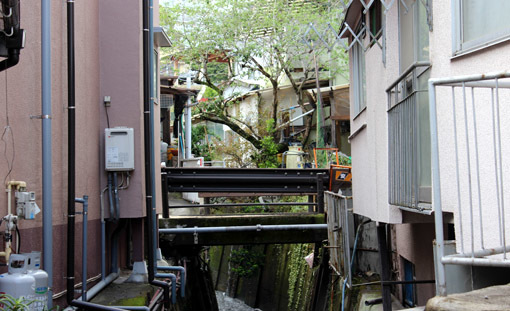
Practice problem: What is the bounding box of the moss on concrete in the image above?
[116,296,147,306]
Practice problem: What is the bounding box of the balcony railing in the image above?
[429,71,510,296]
[386,62,431,211]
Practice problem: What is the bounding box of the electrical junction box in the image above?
[105,127,135,171]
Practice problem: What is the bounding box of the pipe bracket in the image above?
[193,226,198,244]
[30,115,52,119]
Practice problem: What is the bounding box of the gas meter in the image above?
[15,191,40,220]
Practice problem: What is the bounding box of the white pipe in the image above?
[442,257,510,267]
[160,224,327,234]
[429,79,447,296]
[6,185,11,215]
[185,76,192,159]
[276,109,315,130]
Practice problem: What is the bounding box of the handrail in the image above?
[385,61,431,93]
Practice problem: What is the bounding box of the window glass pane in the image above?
[399,0,415,71]
[462,0,510,44]
[417,0,429,61]
[400,0,429,70]
[352,42,366,114]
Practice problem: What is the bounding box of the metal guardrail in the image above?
[429,71,510,296]
[325,191,353,287]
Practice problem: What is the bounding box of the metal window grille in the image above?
[429,72,510,296]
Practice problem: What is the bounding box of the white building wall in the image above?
[429,1,510,252]
[349,0,510,249]
[350,4,402,223]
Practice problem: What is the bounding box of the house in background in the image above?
[218,80,351,167]
[0,0,169,308]
[341,0,510,308]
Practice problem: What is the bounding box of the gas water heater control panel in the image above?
[105,127,135,171]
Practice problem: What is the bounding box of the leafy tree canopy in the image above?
[160,0,348,165]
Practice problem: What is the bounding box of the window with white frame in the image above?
[453,0,510,56]
[352,40,366,116]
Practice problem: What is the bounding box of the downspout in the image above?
[63,2,124,310]
[41,0,53,308]
[143,0,170,306]
[149,0,158,277]
[66,0,76,305]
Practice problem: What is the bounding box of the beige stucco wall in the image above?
[0,0,101,229]
[0,0,164,303]
[0,0,101,302]
[99,0,162,218]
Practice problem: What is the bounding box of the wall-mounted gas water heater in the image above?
[105,127,135,171]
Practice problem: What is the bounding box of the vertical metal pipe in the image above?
[185,76,192,159]
[490,89,503,246]
[470,87,484,249]
[429,81,447,296]
[451,87,464,253]
[461,83,475,255]
[41,0,53,307]
[113,172,120,222]
[397,104,401,204]
[407,98,410,206]
[77,196,89,301]
[100,191,106,280]
[406,100,410,206]
[149,0,159,277]
[142,0,154,282]
[377,224,391,311]
[154,273,177,304]
[494,79,507,259]
[316,173,324,213]
[388,91,392,204]
[161,172,169,218]
[414,95,419,208]
[156,266,186,298]
[66,0,76,305]
[143,1,171,306]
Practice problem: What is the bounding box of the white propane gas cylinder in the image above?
[25,252,48,310]
[0,254,36,309]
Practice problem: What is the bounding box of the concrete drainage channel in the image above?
[216,291,261,311]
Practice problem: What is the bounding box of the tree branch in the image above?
[198,113,262,150]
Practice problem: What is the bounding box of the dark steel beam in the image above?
[167,202,317,208]
[164,168,329,193]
